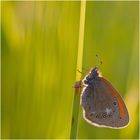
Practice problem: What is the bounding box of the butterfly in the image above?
[80,67,129,128]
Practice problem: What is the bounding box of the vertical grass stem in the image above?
[70,1,86,139]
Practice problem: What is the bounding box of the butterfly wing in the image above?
[81,77,129,128]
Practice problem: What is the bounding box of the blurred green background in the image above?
[1,1,139,139]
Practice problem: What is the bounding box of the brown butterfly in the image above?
[81,67,129,128]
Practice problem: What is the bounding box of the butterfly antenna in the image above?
[95,54,102,69]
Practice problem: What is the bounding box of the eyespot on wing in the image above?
[100,77,129,120]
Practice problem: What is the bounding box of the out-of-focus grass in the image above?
[2,1,80,139]
[1,1,139,139]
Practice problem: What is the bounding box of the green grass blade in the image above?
[70,1,86,139]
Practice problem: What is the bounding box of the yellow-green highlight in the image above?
[70,1,86,139]
[76,0,86,81]
[2,1,80,139]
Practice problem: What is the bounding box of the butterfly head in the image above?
[83,67,101,85]
[90,67,100,77]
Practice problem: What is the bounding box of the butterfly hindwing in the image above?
[81,75,129,128]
